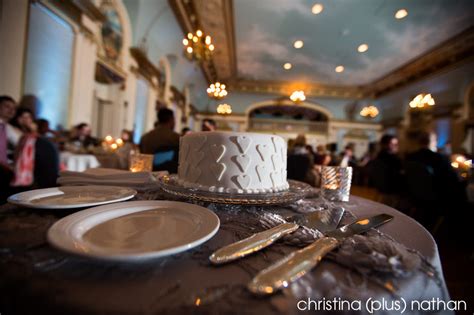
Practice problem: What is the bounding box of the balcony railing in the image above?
[248,118,328,134]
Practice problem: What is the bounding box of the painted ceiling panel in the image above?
[234,0,474,85]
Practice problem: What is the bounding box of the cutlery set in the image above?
[209,209,393,296]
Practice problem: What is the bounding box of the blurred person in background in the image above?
[37,118,58,139]
[368,134,403,203]
[18,94,42,118]
[0,96,21,202]
[287,134,316,185]
[9,107,59,190]
[140,108,179,154]
[121,129,134,144]
[11,108,36,133]
[326,143,339,166]
[405,131,467,229]
[313,144,329,165]
[201,119,216,132]
[70,123,99,149]
[0,96,21,162]
[339,143,357,167]
[181,127,192,136]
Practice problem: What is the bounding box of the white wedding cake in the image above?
[177,131,289,194]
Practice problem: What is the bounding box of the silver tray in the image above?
[158,174,312,205]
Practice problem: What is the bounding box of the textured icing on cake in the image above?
[177,131,289,194]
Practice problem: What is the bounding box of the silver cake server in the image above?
[247,213,394,295]
[209,207,345,265]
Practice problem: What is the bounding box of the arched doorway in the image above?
[245,99,332,146]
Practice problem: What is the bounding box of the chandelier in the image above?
[409,93,435,109]
[360,105,379,118]
[217,103,232,115]
[290,90,306,103]
[182,30,214,61]
[207,82,228,99]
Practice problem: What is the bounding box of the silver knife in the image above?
[247,213,394,295]
[209,208,345,265]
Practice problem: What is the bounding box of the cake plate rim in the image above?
[158,174,312,205]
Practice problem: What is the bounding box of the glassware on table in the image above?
[321,166,352,202]
[129,152,153,172]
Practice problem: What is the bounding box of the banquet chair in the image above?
[153,146,179,174]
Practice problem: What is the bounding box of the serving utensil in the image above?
[209,207,345,265]
[247,213,394,295]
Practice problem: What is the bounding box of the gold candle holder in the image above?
[129,153,153,172]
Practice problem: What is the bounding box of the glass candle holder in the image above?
[129,153,153,172]
[321,166,353,202]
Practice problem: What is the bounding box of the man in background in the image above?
[140,108,180,154]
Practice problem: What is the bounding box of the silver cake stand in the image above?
[158,174,313,205]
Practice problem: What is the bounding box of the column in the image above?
[0,0,29,99]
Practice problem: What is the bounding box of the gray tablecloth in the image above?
[0,191,451,315]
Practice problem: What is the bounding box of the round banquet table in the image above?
[0,190,451,315]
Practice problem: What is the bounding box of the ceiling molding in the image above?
[365,26,474,98]
[229,79,366,99]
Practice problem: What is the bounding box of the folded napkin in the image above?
[57,168,167,192]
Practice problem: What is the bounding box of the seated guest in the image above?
[140,108,179,173]
[201,119,216,132]
[70,123,99,149]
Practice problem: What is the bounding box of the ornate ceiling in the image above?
[170,0,474,99]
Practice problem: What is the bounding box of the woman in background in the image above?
[10,108,59,189]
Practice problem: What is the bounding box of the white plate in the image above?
[7,186,137,209]
[47,200,220,261]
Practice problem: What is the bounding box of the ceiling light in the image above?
[335,65,344,73]
[217,103,232,115]
[293,40,304,49]
[207,82,228,99]
[283,63,292,70]
[290,91,306,103]
[360,105,379,118]
[311,3,324,14]
[358,44,368,53]
[395,9,408,19]
[409,93,435,109]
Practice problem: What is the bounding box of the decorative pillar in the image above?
[68,27,98,127]
[0,0,29,99]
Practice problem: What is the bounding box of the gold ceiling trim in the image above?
[171,2,474,99]
[365,26,474,98]
[229,79,365,99]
